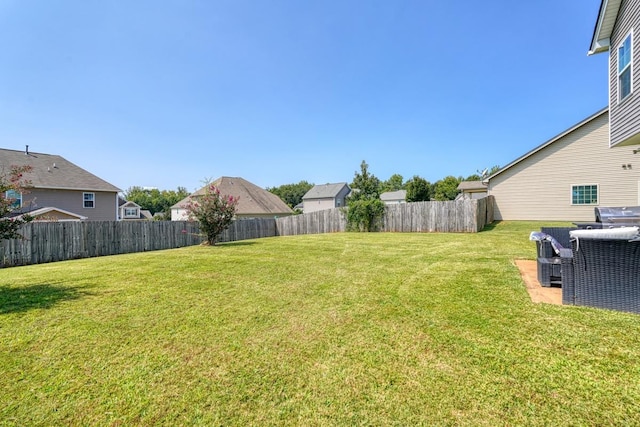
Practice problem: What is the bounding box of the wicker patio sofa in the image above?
[560,227,640,313]
[534,227,577,287]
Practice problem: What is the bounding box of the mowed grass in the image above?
[2,221,640,425]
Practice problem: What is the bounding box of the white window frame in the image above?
[618,30,633,103]
[83,192,95,209]
[124,207,139,218]
[5,190,22,209]
[571,184,599,206]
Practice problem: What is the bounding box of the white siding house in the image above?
[302,183,351,213]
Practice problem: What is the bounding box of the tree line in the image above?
[266,162,501,210]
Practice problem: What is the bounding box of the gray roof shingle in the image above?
[173,177,293,216]
[302,183,350,200]
[0,147,120,192]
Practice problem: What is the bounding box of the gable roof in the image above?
[302,183,350,200]
[457,181,488,191]
[172,176,293,216]
[487,107,609,181]
[380,190,406,201]
[0,147,120,192]
[589,0,623,55]
[12,207,88,221]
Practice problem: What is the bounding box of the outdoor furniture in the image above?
[560,227,640,313]
[532,227,576,287]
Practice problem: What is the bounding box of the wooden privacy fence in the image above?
[276,196,495,236]
[276,208,346,236]
[1,221,202,267]
[0,197,494,267]
[217,218,277,243]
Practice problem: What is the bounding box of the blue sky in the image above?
[0,0,608,192]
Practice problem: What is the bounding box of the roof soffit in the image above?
[589,0,622,55]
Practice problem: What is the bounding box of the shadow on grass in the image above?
[216,241,257,247]
[479,221,502,232]
[0,284,90,314]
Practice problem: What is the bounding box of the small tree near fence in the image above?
[1,165,34,240]
[346,160,386,232]
[186,185,239,245]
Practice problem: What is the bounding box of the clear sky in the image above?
[0,0,608,193]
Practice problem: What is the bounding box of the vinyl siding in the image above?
[22,189,118,221]
[489,112,640,221]
[610,0,640,147]
[303,198,339,213]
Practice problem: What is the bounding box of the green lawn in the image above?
[2,221,640,425]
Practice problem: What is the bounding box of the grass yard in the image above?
[2,221,640,425]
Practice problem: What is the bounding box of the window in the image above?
[618,32,633,101]
[83,192,95,208]
[572,185,598,205]
[5,190,22,209]
[124,207,138,217]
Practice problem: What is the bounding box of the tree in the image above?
[468,165,501,181]
[380,174,405,192]
[0,165,34,240]
[350,160,381,199]
[432,176,462,201]
[346,161,385,231]
[185,185,239,245]
[267,180,314,210]
[405,175,431,202]
[124,186,190,219]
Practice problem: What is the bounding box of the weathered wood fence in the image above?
[276,196,494,235]
[1,197,494,267]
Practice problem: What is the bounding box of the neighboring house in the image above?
[589,0,640,147]
[171,176,294,220]
[1,146,121,221]
[487,108,640,221]
[302,183,351,213]
[119,199,153,220]
[380,190,406,204]
[456,181,488,200]
[11,207,87,222]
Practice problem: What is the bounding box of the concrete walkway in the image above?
[515,260,562,305]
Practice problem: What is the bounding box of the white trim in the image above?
[589,0,623,55]
[16,207,88,221]
[83,192,95,209]
[570,184,599,206]
[617,29,634,103]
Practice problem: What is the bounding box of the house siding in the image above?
[489,111,640,221]
[303,185,351,214]
[304,198,340,213]
[23,189,118,221]
[610,0,640,147]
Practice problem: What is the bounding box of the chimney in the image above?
[25,145,29,155]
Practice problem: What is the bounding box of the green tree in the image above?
[125,186,190,219]
[380,174,404,192]
[432,176,462,201]
[267,180,314,210]
[185,185,239,245]
[346,161,385,232]
[0,165,34,240]
[405,175,431,202]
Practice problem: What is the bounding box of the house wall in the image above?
[489,111,640,221]
[459,190,488,200]
[610,0,640,147]
[335,186,350,208]
[303,198,337,213]
[23,189,118,221]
